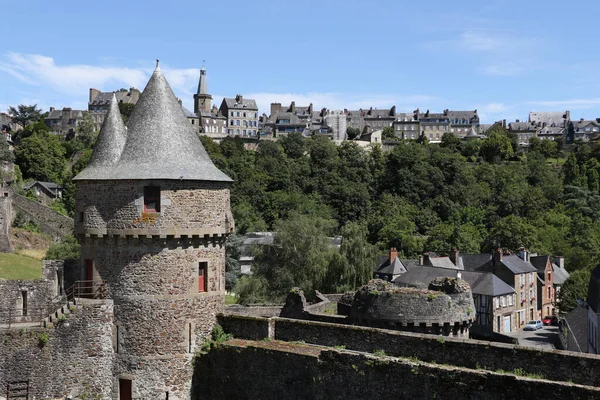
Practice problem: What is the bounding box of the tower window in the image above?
[198,262,208,292]
[144,186,161,213]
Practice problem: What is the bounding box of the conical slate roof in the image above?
[73,94,127,180]
[75,61,231,182]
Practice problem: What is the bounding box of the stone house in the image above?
[88,87,141,131]
[552,256,570,303]
[220,95,259,137]
[447,110,479,138]
[44,107,86,135]
[23,181,63,205]
[461,250,538,329]
[571,119,600,142]
[508,120,537,146]
[418,109,450,143]
[393,111,420,140]
[530,255,556,318]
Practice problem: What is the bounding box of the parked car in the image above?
[542,315,559,326]
[524,320,543,331]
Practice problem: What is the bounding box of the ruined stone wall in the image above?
[217,315,600,388]
[10,190,73,239]
[0,193,12,252]
[0,261,62,325]
[75,180,232,236]
[0,300,115,399]
[195,341,600,399]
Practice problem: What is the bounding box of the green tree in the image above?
[118,102,136,122]
[15,132,67,182]
[479,130,514,163]
[382,127,397,141]
[333,221,377,291]
[8,104,43,127]
[225,234,243,291]
[558,269,590,312]
[346,127,361,140]
[440,132,460,151]
[239,214,338,303]
[45,236,81,261]
[486,215,540,252]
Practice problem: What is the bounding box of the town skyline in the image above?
[2,0,600,123]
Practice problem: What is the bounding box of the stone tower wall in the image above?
[75,180,232,236]
[76,179,231,399]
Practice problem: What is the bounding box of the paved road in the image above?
[508,325,559,350]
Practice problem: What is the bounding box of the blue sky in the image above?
[1,0,599,123]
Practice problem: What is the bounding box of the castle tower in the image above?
[193,66,213,114]
[73,61,233,399]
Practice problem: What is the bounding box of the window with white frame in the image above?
[508,295,513,306]
[494,297,499,309]
[500,296,506,307]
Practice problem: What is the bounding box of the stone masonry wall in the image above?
[0,193,12,252]
[76,180,232,236]
[10,189,73,239]
[217,314,600,388]
[0,299,115,399]
[0,261,62,325]
[195,341,600,399]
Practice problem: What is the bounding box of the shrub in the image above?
[45,236,81,261]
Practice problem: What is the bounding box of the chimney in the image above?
[423,252,430,266]
[178,98,183,107]
[270,103,281,116]
[518,248,529,262]
[49,107,55,112]
[555,256,564,269]
[565,111,570,121]
[290,101,296,113]
[389,247,397,264]
[390,105,396,116]
[235,94,243,103]
[89,88,100,103]
[449,248,459,266]
[494,248,503,264]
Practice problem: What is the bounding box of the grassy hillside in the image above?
[0,252,43,280]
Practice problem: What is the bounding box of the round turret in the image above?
[351,278,475,337]
[73,62,233,399]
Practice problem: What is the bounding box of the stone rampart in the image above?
[216,314,600,388]
[0,299,115,399]
[194,340,600,399]
[10,189,73,239]
[0,193,12,252]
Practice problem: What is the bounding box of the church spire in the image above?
[197,66,208,95]
[194,62,213,114]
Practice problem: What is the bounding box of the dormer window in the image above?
[144,186,161,213]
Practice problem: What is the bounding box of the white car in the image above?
[524,320,543,331]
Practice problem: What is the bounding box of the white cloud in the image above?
[0,53,201,100]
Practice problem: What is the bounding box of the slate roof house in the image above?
[89,87,141,131]
[530,255,557,318]
[23,181,63,205]
[373,248,417,281]
[571,119,600,142]
[459,250,539,329]
[219,95,259,137]
[447,110,479,138]
[586,265,600,354]
[44,107,86,135]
